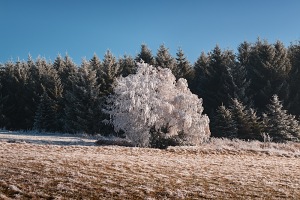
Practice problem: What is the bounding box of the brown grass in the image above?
[0,141,300,199]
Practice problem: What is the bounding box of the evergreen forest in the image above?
[1,39,300,142]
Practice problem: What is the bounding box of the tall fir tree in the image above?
[1,59,36,130]
[135,44,156,65]
[263,95,300,142]
[33,90,58,132]
[99,50,120,96]
[213,105,237,138]
[194,46,234,115]
[173,48,193,81]
[64,60,102,134]
[155,44,176,71]
[247,39,291,110]
[0,64,8,127]
[119,54,137,77]
[287,41,300,115]
[190,52,210,100]
[229,98,253,140]
[31,57,64,132]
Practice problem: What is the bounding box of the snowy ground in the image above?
[0,131,300,199]
[0,130,98,146]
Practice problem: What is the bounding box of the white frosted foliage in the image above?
[106,62,210,147]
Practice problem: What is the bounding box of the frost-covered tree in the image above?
[34,90,58,132]
[174,48,193,81]
[105,62,210,147]
[155,44,176,71]
[64,60,102,134]
[135,44,156,65]
[119,54,137,77]
[99,50,120,96]
[263,95,300,142]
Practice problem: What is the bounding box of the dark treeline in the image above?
[1,39,300,142]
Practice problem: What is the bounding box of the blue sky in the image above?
[1,0,300,65]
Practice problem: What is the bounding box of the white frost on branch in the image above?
[105,62,210,147]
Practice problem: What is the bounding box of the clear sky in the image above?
[1,0,300,65]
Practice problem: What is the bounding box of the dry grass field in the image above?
[0,133,300,199]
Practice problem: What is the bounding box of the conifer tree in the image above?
[263,95,300,142]
[155,44,176,71]
[119,54,137,77]
[247,108,264,140]
[248,39,291,110]
[213,105,237,138]
[1,60,34,129]
[89,53,102,71]
[190,52,210,100]
[0,65,8,127]
[287,41,300,115]
[99,50,120,96]
[64,60,102,134]
[174,48,193,81]
[135,44,156,65]
[34,90,58,132]
[54,54,77,93]
[229,98,252,139]
[195,46,233,115]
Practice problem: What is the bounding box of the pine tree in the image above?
[155,44,176,71]
[135,44,156,65]
[263,95,300,142]
[247,108,264,140]
[33,90,58,132]
[194,46,233,115]
[119,54,137,77]
[1,60,35,130]
[229,98,252,139]
[0,65,8,127]
[173,48,193,81]
[213,105,237,138]
[190,52,210,100]
[89,53,102,71]
[54,54,77,93]
[287,41,300,115]
[64,60,102,134]
[99,50,120,96]
[248,39,291,110]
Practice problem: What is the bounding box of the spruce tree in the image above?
[228,46,252,106]
[1,60,35,130]
[229,98,252,139]
[263,95,300,142]
[155,44,176,71]
[135,44,155,65]
[247,108,264,140]
[287,41,300,115]
[248,39,291,110]
[190,52,210,100]
[34,90,58,132]
[213,105,237,138]
[0,65,8,127]
[174,48,193,81]
[64,60,102,134]
[119,54,137,77]
[99,50,120,96]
